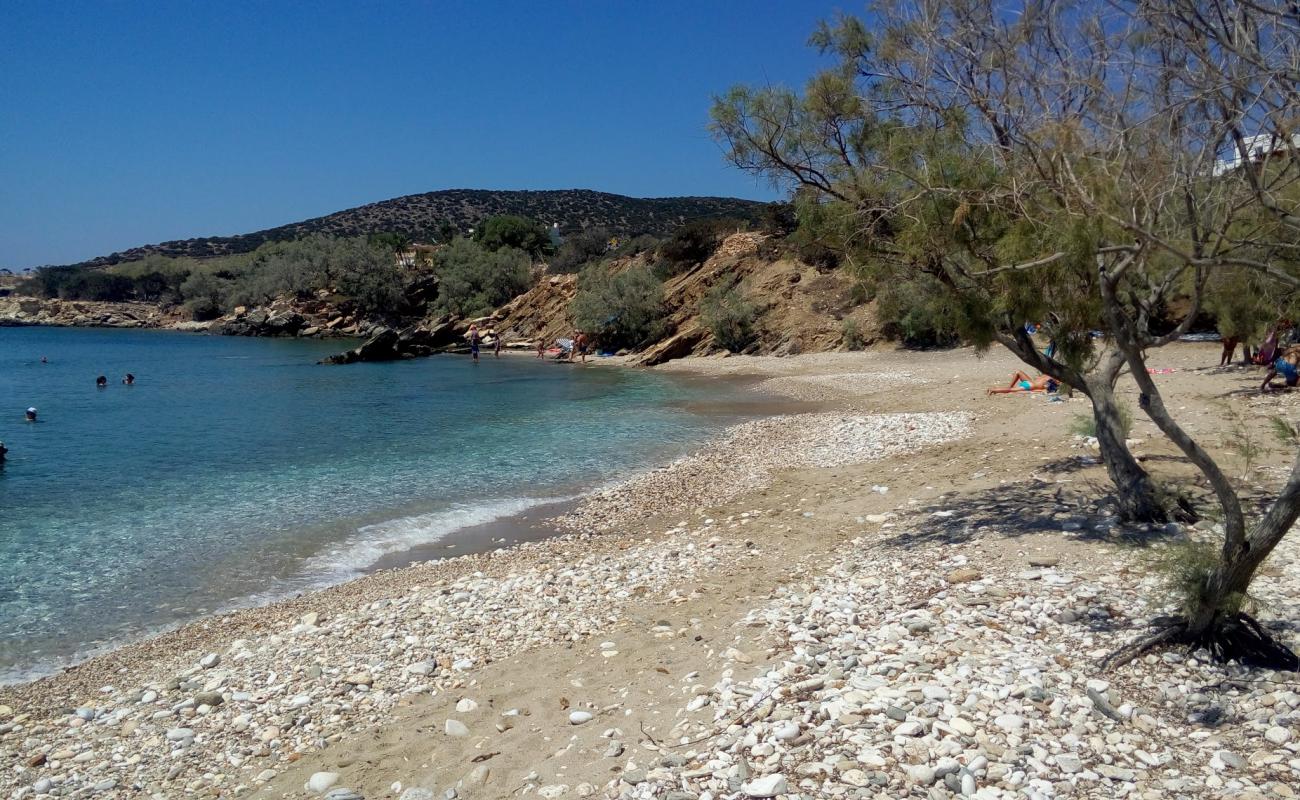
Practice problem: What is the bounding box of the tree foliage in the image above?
[700,278,760,352]
[473,215,554,259]
[433,238,533,317]
[571,263,667,349]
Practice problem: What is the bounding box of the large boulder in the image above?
[322,327,401,365]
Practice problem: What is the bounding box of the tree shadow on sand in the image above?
[881,479,1184,550]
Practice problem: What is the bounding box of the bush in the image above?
[434,238,532,317]
[179,271,228,320]
[874,274,961,347]
[842,318,866,350]
[700,279,759,352]
[473,215,553,258]
[334,239,406,318]
[657,218,745,276]
[571,264,667,350]
[550,227,612,273]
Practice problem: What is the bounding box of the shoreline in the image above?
[0,361,777,691]
[5,343,1299,799]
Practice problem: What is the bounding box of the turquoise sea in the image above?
[0,327,746,684]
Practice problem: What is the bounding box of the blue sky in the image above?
[0,1,840,268]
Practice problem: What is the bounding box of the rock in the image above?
[1056,753,1083,773]
[1265,726,1291,745]
[194,691,223,707]
[905,764,935,785]
[445,719,469,737]
[993,714,1024,731]
[949,717,975,736]
[741,773,788,797]
[723,647,753,663]
[166,727,195,742]
[621,769,647,785]
[324,791,363,800]
[538,786,569,799]
[307,772,341,794]
[894,720,925,736]
[945,568,982,584]
[1027,555,1060,567]
[198,652,220,669]
[464,765,490,786]
[455,698,478,713]
[569,711,593,725]
[322,327,401,365]
[343,671,373,686]
[400,789,436,800]
[93,779,117,792]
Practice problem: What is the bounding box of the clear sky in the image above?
[0,1,839,269]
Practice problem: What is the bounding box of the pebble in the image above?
[569,711,593,725]
[307,772,341,794]
[444,719,469,737]
[740,773,788,797]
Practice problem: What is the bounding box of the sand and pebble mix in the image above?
[557,412,972,533]
[598,516,1300,800]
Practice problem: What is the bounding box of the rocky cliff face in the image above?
[485,233,876,365]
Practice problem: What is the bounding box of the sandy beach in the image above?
[3,343,1299,800]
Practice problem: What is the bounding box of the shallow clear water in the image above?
[0,327,744,683]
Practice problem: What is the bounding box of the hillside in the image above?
[70,189,766,269]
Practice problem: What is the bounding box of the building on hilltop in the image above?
[1213,133,1300,176]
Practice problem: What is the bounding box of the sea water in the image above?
[0,327,744,683]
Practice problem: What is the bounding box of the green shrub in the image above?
[571,263,667,350]
[657,218,745,276]
[842,318,866,350]
[179,271,228,320]
[434,238,532,317]
[473,215,554,258]
[700,279,759,352]
[550,227,612,273]
[874,274,961,347]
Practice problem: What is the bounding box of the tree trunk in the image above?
[995,332,1166,523]
[1087,378,1167,523]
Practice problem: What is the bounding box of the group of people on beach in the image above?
[464,324,592,364]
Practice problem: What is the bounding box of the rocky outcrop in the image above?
[320,321,464,364]
[218,308,306,337]
[0,297,173,329]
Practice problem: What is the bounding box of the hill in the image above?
[69,189,767,269]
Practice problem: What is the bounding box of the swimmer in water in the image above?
[96,375,107,388]
[25,407,37,422]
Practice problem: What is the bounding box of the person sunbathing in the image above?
[988,371,1057,395]
[1261,352,1300,392]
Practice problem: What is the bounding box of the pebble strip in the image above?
[756,372,929,402]
[0,527,758,798]
[607,517,1300,800]
[557,412,972,533]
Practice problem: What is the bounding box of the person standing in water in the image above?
[493,331,503,358]
[123,373,135,385]
[96,375,107,388]
[0,440,8,462]
[574,330,589,364]
[467,324,481,362]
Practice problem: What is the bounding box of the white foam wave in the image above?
[300,496,571,582]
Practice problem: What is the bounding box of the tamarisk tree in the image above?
[713,0,1300,667]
